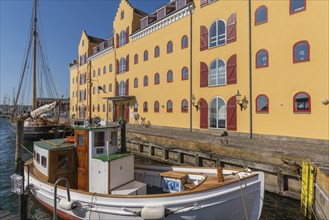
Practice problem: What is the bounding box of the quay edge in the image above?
[125,125,329,219]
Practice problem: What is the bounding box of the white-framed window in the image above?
[209,97,226,129]
[120,30,126,46]
[119,81,125,96]
[119,58,126,73]
[209,19,226,48]
[209,59,226,86]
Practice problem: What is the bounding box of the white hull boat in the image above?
[24,123,264,220]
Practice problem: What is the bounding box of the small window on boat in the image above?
[41,156,47,168]
[78,134,84,146]
[96,148,104,154]
[33,150,36,159]
[36,153,40,164]
[94,132,105,147]
[111,131,118,146]
[57,155,69,170]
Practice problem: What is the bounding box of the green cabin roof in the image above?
[34,139,75,151]
[92,153,131,162]
[74,124,120,131]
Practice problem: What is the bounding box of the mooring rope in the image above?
[20,144,33,156]
[232,170,249,220]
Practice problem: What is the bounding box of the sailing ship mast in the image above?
[32,0,37,110]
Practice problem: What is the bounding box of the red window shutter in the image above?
[126,27,129,43]
[124,104,130,123]
[199,98,208,129]
[126,54,129,72]
[227,13,237,44]
[200,62,208,88]
[125,79,129,96]
[227,54,237,85]
[114,104,119,122]
[200,0,208,7]
[116,33,119,48]
[115,81,119,97]
[115,59,119,74]
[227,96,237,131]
[200,26,208,51]
[134,54,138,64]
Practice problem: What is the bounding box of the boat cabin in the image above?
[32,124,146,195]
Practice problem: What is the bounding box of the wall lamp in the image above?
[321,99,329,105]
[235,90,248,111]
[97,86,106,93]
[192,94,200,111]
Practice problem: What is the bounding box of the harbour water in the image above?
[0,119,305,219]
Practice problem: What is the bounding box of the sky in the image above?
[0,0,169,105]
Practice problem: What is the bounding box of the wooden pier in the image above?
[0,209,18,220]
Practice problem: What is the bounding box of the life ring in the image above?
[65,136,75,143]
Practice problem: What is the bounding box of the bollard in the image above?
[119,119,127,153]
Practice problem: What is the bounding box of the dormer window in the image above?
[176,0,186,10]
[157,7,166,20]
[141,17,148,29]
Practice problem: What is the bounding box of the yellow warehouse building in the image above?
[69,0,329,141]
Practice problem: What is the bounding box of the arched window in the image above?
[154,46,160,57]
[256,95,269,113]
[182,67,189,80]
[103,66,106,74]
[119,81,125,96]
[294,92,311,113]
[134,54,138,64]
[97,104,100,112]
[209,59,226,86]
[143,102,148,112]
[290,0,306,14]
[167,41,173,53]
[167,100,173,112]
[134,102,138,112]
[103,104,106,112]
[167,70,173,82]
[120,30,126,46]
[256,49,269,68]
[109,83,112,92]
[93,87,95,94]
[209,97,226,129]
[154,101,160,112]
[209,19,226,48]
[181,99,188,113]
[134,77,138,88]
[293,41,310,63]
[109,64,112,72]
[103,84,106,92]
[181,35,188,49]
[144,50,148,61]
[92,105,95,112]
[98,68,101,76]
[93,70,96,77]
[154,73,160,84]
[119,57,126,73]
[255,6,268,25]
[144,76,148,86]
[108,103,112,112]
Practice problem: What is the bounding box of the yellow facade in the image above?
[69,0,329,140]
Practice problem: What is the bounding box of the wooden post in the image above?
[15,120,27,220]
[217,167,224,182]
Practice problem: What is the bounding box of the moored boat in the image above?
[24,122,264,219]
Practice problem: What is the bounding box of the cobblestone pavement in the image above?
[126,124,329,163]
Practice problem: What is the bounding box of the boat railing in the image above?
[53,178,71,220]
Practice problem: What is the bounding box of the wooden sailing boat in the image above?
[10,0,71,140]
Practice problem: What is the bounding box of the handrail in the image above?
[53,178,71,220]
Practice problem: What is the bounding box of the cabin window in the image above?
[41,156,47,168]
[36,153,40,164]
[33,150,36,159]
[57,155,69,170]
[78,134,84,145]
[94,132,105,147]
[111,131,118,146]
